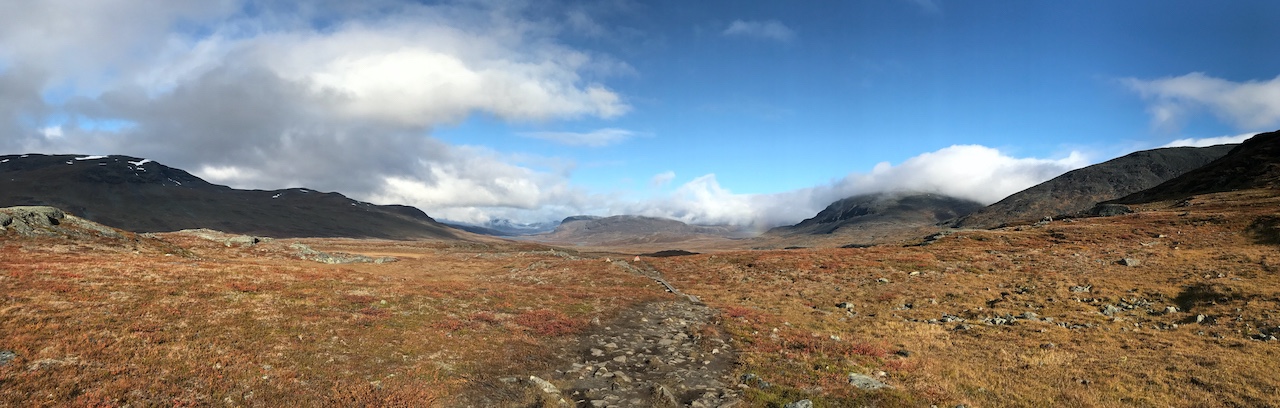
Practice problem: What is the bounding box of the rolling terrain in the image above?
[3,131,1280,407]
[5,185,1280,407]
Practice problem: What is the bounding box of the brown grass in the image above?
[0,235,667,406]
[4,189,1280,407]
[642,189,1280,407]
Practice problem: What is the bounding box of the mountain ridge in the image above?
[952,144,1236,229]
[0,154,459,239]
[1111,131,1280,204]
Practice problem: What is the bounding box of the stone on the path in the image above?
[652,384,679,406]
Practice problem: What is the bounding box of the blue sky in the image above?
[2,0,1278,227]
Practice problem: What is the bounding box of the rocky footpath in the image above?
[535,300,740,407]
[486,260,741,408]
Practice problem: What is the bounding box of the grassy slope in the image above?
[649,189,1280,407]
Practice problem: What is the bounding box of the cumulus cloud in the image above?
[1160,132,1258,148]
[2,0,631,223]
[1125,72,1280,131]
[624,145,1089,228]
[520,128,640,147]
[722,20,795,42]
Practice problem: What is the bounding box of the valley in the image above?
[3,188,1280,406]
[2,132,1279,406]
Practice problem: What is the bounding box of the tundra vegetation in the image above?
[2,189,1280,407]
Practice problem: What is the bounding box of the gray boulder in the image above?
[848,373,891,390]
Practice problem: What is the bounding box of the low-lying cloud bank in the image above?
[621,145,1089,228]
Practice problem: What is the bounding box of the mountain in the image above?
[530,215,749,246]
[764,192,983,247]
[0,154,459,239]
[1112,130,1280,204]
[444,218,561,236]
[953,144,1235,229]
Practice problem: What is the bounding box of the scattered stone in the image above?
[1118,258,1142,267]
[877,277,891,283]
[1196,314,1208,324]
[1164,306,1179,315]
[528,376,568,407]
[0,350,15,366]
[290,243,397,264]
[1070,285,1091,293]
[836,302,854,310]
[848,372,891,390]
[651,384,679,406]
[895,349,913,358]
[785,400,814,408]
[1101,305,1122,316]
[940,314,965,323]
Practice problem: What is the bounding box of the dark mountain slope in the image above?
[954,144,1235,229]
[756,192,982,247]
[1112,130,1280,204]
[774,192,984,236]
[0,154,458,239]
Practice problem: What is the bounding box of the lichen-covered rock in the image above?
[0,206,122,239]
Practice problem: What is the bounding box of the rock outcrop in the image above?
[0,206,123,239]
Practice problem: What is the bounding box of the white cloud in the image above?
[1125,72,1280,131]
[40,125,63,139]
[623,144,1089,228]
[520,128,639,147]
[1160,132,1258,148]
[650,171,676,188]
[2,0,633,226]
[722,20,795,42]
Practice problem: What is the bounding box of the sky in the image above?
[2,0,1279,229]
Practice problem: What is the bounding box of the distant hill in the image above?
[1112,130,1280,204]
[764,192,983,247]
[953,144,1235,229]
[530,215,748,246]
[0,154,459,239]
